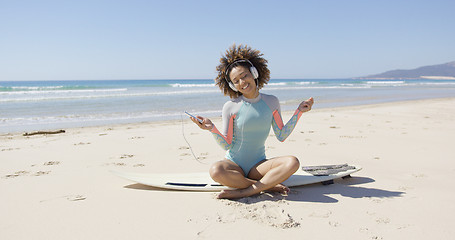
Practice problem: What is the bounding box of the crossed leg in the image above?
[209,156,300,199]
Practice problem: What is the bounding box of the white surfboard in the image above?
[112,164,362,192]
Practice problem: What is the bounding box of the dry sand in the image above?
[1,97,454,239]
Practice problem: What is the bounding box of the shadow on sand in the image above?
[234,176,404,204]
[124,176,404,204]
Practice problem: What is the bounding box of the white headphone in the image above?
[225,59,259,92]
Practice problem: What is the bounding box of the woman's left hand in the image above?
[298,97,314,113]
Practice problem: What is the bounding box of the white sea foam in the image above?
[170,83,215,88]
[268,81,317,86]
[268,82,288,86]
[0,88,128,95]
[414,82,455,86]
[295,81,318,85]
[0,89,219,102]
[0,109,222,129]
[263,85,371,91]
[366,81,406,86]
[10,86,65,90]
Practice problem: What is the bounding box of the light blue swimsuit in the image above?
[210,93,303,176]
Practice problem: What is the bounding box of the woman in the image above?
[190,44,314,199]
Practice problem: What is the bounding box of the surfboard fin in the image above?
[322,180,334,185]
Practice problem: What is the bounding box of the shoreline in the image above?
[3,96,455,136]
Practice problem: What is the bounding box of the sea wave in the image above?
[0,109,222,127]
[9,86,65,90]
[263,85,371,91]
[366,81,405,84]
[0,89,220,102]
[366,81,406,87]
[170,83,215,88]
[0,88,128,95]
[268,81,317,86]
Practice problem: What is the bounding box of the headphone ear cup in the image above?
[250,66,259,79]
[228,81,238,92]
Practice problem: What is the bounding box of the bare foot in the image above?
[216,189,249,199]
[267,184,290,195]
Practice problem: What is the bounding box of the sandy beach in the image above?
[1,97,454,240]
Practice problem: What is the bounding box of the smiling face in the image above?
[228,65,258,99]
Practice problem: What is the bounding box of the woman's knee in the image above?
[209,163,224,181]
[286,156,300,172]
[209,161,237,181]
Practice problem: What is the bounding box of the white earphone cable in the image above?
[181,113,207,165]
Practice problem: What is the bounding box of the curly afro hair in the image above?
[215,44,270,98]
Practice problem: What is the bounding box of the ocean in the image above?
[1,78,455,134]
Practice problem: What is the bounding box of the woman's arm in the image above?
[189,101,238,150]
[209,114,236,150]
[271,97,313,142]
[272,109,303,142]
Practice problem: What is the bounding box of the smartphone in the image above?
[184,111,203,123]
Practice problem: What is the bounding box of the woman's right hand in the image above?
[190,116,214,131]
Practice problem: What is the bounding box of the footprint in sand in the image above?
[129,136,144,140]
[370,198,385,204]
[103,162,127,166]
[309,209,332,218]
[67,195,86,201]
[1,147,20,151]
[329,221,340,227]
[412,173,427,178]
[4,171,30,179]
[40,195,86,203]
[375,217,391,224]
[34,171,51,176]
[340,135,365,139]
[398,186,413,191]
[218,199,300,229]
[44,161,60,166]
[113,162,126,166]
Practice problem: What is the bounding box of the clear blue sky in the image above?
[1,0,454,80]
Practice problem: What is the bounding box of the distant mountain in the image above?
[358,61,455,79]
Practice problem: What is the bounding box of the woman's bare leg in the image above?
[209,160,254,189]
[209,159,289,192]
[216,156,300,199]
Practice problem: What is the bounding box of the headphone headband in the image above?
[224,59,259,92]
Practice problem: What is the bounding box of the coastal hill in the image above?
[358,61,455,79]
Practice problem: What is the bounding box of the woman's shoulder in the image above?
[222,97,243,114]
[260,93,280,111]
[224,97,242,107]
[261,93,279,104]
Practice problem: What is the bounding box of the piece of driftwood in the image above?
[23,130,66,136]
